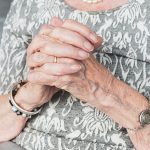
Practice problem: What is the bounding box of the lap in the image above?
[0,142,24,150]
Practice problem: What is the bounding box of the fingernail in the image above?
[79,51,89,59]
[90,33,98,43]
[83,41,94,51]
[71,65,81,71]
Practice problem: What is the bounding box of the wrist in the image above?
[90,69,148,129]
[87,68,115,108]
[14,94,36,112]
[14,83,47,111]
[128,125,150,150]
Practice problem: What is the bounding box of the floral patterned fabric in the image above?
[0,0,150,149]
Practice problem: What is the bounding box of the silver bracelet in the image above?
[9,81,42,118]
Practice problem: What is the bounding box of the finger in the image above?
[27,34,48,56]
[28,71,58,86]
[28,27,62,56]
[39,24,94,52]
[51,18,103,47]
[40,40,90,60]
[63,19,102,43]
[28,33,90,60]
[34,62,82,76]
[27,52,51,68]
[38,24,54,37]
[38,20,102,52]
[40,25,94,51]
[94,36,103,49]
[27,52,78,68]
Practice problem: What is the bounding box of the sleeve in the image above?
[0,0,33,94]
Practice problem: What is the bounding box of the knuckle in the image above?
[67,59,76,64]
[27,35,45,56]
[50,76,58,81]
[26,60,31,68]
[27,40,36,54]
[47,78,53,85]
[27,74,35,83]
[62,75,72,82]
[43,42,49,49]
[27,77,33,83]
[51,27,61,35]
[37,74,44,82]
[68,46,79,57]
[39,24,49,33]
[80,63,85,71]
[27,54,34,66]
[27,58,32,67]
[43,63,49,71]
[74,33,85,43]
[34,52,41,57]
[33,52,42,61]
[64,19,74,25]
[33,35,42,43]
[84,28,91,35]
[47,77,57,86]
[42,43,51,53]
[33,35,40,41]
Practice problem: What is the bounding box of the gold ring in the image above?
[54,56,57,63]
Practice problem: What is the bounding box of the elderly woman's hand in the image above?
[27,18,102,83]
[28,53,111,108]
[27,18,104,106]
[25,18,101,109]
[28,18,149,135]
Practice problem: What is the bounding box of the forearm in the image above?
[110,79,150,150]
[84,56,148,129]
[97,76,148,129]
[96,79,150,150]
[0,95,27,142]
[84,56,149,149]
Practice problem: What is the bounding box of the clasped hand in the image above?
[27,17,110,105]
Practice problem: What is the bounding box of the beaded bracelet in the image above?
[9,81,42,119]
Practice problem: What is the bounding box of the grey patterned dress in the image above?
[0,0,150,149]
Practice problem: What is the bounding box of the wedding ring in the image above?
[54,56,57,63]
